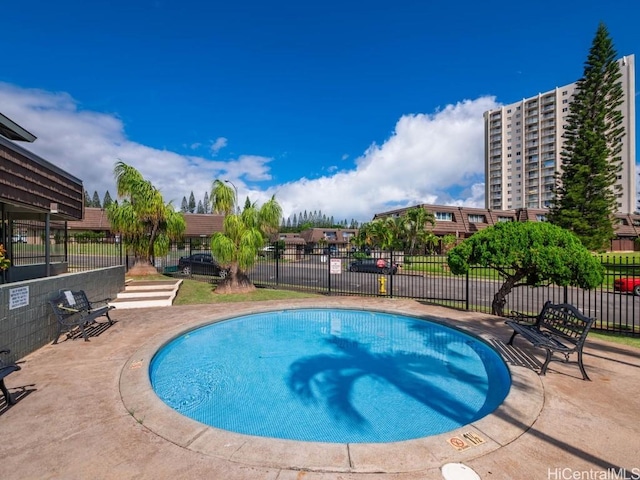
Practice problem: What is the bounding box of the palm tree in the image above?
[402,207,436,255]
[107,161,185,275]
[209,179,282,293]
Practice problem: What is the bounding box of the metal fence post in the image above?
[275,246,280,287]
[465,269,470,311]
[327,252,331,295]
[389,249,394,298]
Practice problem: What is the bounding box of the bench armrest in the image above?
[507,310,538,324]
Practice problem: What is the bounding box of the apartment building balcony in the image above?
[525,117,538,125]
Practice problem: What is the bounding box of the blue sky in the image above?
[1,0,638,222]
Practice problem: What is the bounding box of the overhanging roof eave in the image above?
[0,112,37,142]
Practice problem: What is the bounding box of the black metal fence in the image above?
[11,237,639,336]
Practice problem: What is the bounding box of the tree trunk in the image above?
[214,265,256,294]
[128,258,158,276]
[491,270,526,317]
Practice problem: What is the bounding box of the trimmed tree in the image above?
[209,179,282,294]
[447,222,604,316]
[548,23,625,251]
[107,161,186,275]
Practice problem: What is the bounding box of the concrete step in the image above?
[109,279,182,309]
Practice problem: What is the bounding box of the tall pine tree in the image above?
[92,191,102,208]
[180,196,188,213]
[548,23,625,251]
[203,192,210,214]
[188,191,196,213]
[103,191,113,208]
[83,190,92,207]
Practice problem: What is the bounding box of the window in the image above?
[562,107,568,112]
[497,216,513,222]
[435,212,453,221]
[323,231,337,240]
[536,214,547,222]
[562,90,568,96]
[507,109,512,113]
[562,99,568,104]
[468,214,486,223]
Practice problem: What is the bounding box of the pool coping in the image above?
[119,304,544,474]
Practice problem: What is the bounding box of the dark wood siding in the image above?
[0,140,83,220]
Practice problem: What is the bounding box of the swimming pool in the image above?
[150,308,511,443]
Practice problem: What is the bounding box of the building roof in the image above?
[182,213,224,236]
[299,228,358,244]
[373,204,640,239]
[67,208,225,236]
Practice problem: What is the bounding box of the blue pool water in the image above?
[150,309,511,443]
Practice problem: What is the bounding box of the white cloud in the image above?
[210,137,228,155]
[256,97,500,221]
[0,82,498,222]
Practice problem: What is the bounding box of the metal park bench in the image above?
[49,290,115,344]
[0,349,20,405]
[505,301,595,380]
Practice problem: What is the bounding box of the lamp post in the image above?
[224,179,238,214]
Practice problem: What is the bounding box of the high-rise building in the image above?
[484,54,636,213]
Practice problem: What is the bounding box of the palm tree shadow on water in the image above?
[286,325,502,433]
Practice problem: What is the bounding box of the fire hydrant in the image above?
[378,276,387,295]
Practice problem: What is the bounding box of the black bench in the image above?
[505,301,595,380]
[49,290,115,344]
[0,349,21,405]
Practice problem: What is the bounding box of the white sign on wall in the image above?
[9,286,29,310]
[330,258,342,274]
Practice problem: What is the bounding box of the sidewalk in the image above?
[1,297,639,480]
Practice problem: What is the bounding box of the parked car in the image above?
[613,277,640,296]
[178,253,229,278]
[11,235,27,243]
[348,258,398,274]
[258,245,276,257]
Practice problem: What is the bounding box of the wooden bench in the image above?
[49,290,115,344]
[505,301,595,380]
[0,349,21,405]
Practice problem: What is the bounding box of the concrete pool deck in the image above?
[1,297,639,479]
